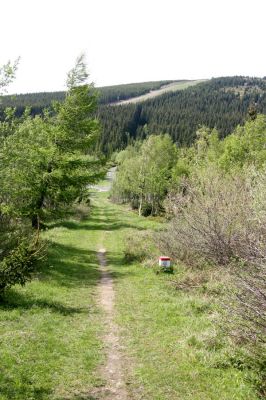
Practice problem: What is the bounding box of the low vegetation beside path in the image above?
[0,204,104,399]
[110,114,266,398]
[96,193,261,400]
[0,187,263,399]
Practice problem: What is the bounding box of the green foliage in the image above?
[2,76,265,155]
[57,85,99,152]
[66,54,89,89]
[0,63,103,227]
[219,114,266,170]
[111,134,176,215]
[0,57,104,292]
[0,59,19,94]
[1,116,56,220]
[154,116,266,393]
[97,76,266,154]
[0,240,39,293]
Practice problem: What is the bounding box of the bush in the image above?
[159,169,258,266]
[141,202,153,217]
[0,239,42,294]
[0,210,44,295]
[159,167,266,390]
[123,230,158,262]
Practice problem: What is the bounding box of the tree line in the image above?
[0,79,175,117]
[0,56,104,295]
[97,76,266,154]
[2,77,265,157]
[112,113,266,394]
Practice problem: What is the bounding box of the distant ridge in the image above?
[97,76,266,154]
[1,76,265,156]
[112,80,206,105]
[1,79,204,111]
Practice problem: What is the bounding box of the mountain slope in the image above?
[0,80,186,113]
[1,77,266,155]
[97,76,266,154]
[112,80,205,105]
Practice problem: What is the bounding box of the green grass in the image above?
[97,193,259,400]
[0,206,104,400]
[0,189,260,399]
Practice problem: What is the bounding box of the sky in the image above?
[1,0,265,94]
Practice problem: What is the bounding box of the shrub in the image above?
[159,166,266,391]
[123,230,158,262]
[0,211,44,295]
[159,169,258,266]
[0,239,42,294]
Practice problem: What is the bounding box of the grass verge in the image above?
[99,193,259,400]
[0,205,103,400]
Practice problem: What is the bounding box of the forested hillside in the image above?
[0,80,176,116]
[96,80,178,104]
[1,76,266,155]
[97,76,266,154]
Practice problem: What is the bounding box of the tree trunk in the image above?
[138,194,143,216]
[31,192,45,229]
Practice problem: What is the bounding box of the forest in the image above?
[97,76,266,154]
[1,76,265,156]
[0,79,176,116]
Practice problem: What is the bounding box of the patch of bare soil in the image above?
[92,248,128,400]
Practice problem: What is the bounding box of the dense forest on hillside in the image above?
[95,80,177,104]
[0,91,66,117]
[1,76,266,155]
[0,80,176,116]
[97,76,266,154]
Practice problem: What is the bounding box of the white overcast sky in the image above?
[1,0,265,94]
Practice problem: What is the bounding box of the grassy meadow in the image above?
[0,189,260,399]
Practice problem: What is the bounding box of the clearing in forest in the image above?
[113,79,206,105]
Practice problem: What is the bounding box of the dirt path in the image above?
[90,167,117,193]
[94,248,128,400]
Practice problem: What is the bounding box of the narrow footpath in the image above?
[90,168,128,399]
[94,247,128,400]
